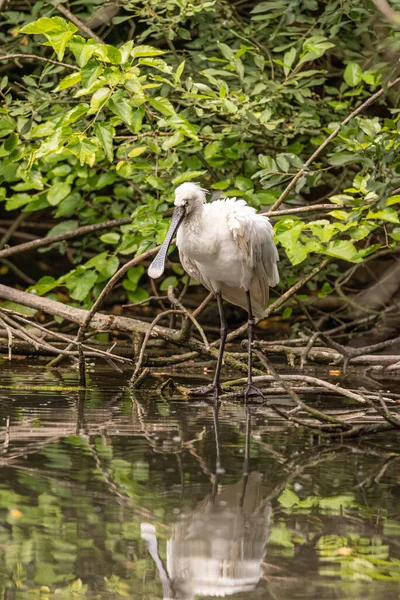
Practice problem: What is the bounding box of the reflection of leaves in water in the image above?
[317,534,400,581]
[270,484,400,583]
[278,485,355,513]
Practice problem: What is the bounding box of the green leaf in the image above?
[68,36,99,67]
[162,131,184,150]
[324,240,361,262]
[21,17,78,60]
[6,193,36,211]
[139,57,172,73]
[66,269,98,301]
[127,265,145,286]
[109,91,134,127]
[47,220,78,237]
[128,146,147,158]
[126,287,150,303]
[89,87,110,114]
[283,47,296,76]
[0,118,15,136]
[159,276,179,291]
[344,62,363,86]
[86,252,119,277]
[366,208,400,224]
[47,182,71,206]
[131,107,145,133]
[275,222,304,251]
[390,227,400,241]
[299,36,335,65]
[278,487,300,508]
[21,16,77,35]
[328,153,364,166]
[119,40,134,63]
[131,45,165,58]
[54,72,81,92]
[4,133,18,153]
[58,103,88,126]
[386,195,400,207]
[81,60,103,90]
[168,113,198,139]
[172,171,206,185]
[100,232,120,244]
[148,96,175,117]
[93,122,114,162]
[174,60,185,83]
[218,43,234,61]
[29,276,58,296]
[68,136,98,167]
[146,175,165,190]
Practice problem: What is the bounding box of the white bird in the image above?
[148,182,279,399]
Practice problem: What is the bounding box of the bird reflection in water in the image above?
[141,406,272,599]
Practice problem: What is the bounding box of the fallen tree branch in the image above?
[0,317,12,360]
[0,308,131,363]
[251,341,400,366]
[223,373,376,404]
[256,351,349,428]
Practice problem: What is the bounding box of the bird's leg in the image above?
[244,291,264,401]
[189,292,227,397]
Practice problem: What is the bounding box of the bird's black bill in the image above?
[148,205,185,279]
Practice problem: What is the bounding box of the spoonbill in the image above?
[148,182,279,399]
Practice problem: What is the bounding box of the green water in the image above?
[0,362,400,600]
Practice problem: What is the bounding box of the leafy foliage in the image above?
[0,0,399,309]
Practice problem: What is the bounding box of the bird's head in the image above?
[148,183,208,279]
[174,182,207,215]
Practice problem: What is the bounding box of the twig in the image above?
[270,75,400,211]
[256,351,350,427]
[0,259,35,285]
[265,204,340,218]
[0,54,79,71]
[130,309,178,384]
[365,394,400,428]
[0,213,25,251]
[0,217,133,259]
[0,317,12,360]
[0,308,130,363]
[252,342,400,366]
[49,0,105,44]
[300,331,320,369]
[224,372,372,404]
[167,286,210,351]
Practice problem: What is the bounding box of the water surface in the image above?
[0,362,400,600]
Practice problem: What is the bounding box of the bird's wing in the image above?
[179,250,214,292]
[224,200,279,314]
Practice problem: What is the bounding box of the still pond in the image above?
[0,363,399,600]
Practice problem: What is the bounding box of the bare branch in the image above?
[0,217,133,260]
[0,53,79,71]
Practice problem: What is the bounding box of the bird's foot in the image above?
[244,384,264,402]
[188,384,222,397]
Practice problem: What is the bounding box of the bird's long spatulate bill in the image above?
[148,206,185,279]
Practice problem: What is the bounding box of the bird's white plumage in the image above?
[174,183,279,318]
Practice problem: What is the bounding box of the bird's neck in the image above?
[184,203,204,231]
